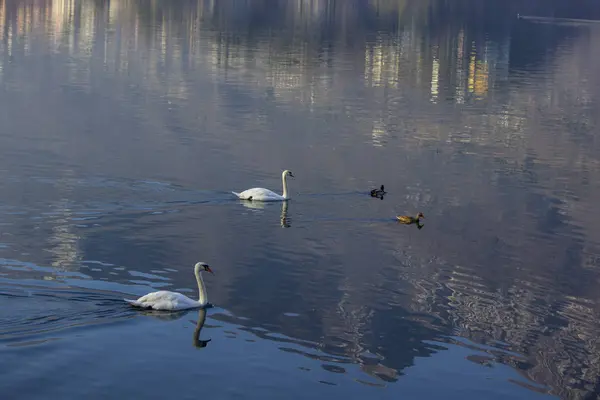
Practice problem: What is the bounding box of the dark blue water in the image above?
[1,0,600,398]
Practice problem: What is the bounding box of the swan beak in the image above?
[206,266,214,274]
[289,172,294,178]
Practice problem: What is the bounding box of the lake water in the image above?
[1,0,600,399]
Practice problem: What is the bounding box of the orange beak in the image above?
[206,266,214,274]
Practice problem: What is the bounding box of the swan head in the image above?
[194,262,214,274]
[283,170,294,178]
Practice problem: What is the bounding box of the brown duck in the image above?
[396,212,424,225]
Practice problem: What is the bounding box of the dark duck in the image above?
[370,185,386,199]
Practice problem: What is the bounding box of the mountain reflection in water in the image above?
[1,0,600,399]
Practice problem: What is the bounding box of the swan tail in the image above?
[124,298,144,307]
[232,191,252,200]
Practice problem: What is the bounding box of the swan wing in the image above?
[125,291,200,311]
[234,188,283,201]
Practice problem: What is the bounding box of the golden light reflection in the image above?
[0,0,505,110]
[468,48,476,94]
[466,44,490,98]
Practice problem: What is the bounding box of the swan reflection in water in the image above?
[193,308,211,348]
[140,307,212,348]
[239,199,291,228]
[280,201,290,228]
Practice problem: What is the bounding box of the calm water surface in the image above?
[1,0,600,399]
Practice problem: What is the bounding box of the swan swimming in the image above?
[125,262,213,311]
[232,170,294,201]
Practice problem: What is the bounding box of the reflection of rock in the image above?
[398,253,600,400]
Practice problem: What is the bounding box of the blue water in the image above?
[1,0,600,398]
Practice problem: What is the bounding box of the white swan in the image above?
[232,170,294,201]
[125,262,213,311]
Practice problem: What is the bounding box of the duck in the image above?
[125,262,213,311]
[233,170,294,201]
[397,212,425,225]
[370,185,386,198]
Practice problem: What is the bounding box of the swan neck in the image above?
[282,172,289,199]
[195,268,208,306]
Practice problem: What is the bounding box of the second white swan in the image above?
[124,262,213,311]
[232,169,294,201]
